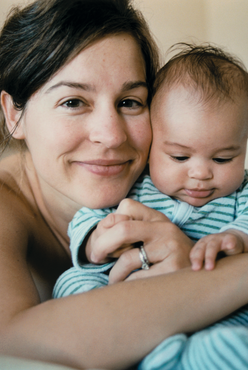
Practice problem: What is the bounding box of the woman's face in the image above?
[19,34,151,210]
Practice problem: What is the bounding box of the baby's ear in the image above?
[1,91,25,139]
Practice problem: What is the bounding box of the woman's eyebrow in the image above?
[45,80,148,94]
[122,81,148,92]
[45,81,96,94]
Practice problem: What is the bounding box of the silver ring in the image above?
[139,245,150,270]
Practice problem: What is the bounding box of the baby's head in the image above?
[150,44,248,207]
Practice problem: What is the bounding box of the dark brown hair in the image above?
[0,0,160,150]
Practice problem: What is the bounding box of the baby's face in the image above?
[149,85,248,206]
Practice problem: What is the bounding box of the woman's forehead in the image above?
[39,34,147,94]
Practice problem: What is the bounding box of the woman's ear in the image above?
[1,91,25,139]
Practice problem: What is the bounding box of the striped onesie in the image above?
[53,170,248,370]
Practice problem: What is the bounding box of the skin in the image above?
[4,34,152,224]
[150,84,248,269]
[86,199,194,283]
[0,34,248,369]
[86,82,248,278]
[150,85,248,206]
[0,33,194,367]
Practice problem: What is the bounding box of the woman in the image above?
[0,0,247,369]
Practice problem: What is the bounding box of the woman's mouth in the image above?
[75,160,131,176]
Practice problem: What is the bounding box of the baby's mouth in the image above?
[185,188,214,198]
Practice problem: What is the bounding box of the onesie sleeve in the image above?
[53,207,115,299]
[220,172,248,236]
[68,207,114,269]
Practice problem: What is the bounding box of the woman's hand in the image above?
[86,199,193,283]
[85,212,134,263]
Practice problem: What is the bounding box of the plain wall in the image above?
[1,0,248,166]
[134,0,207,60]
[134,0,248,67]
[205,0,248,69]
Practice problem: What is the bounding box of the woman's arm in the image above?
[0,192,248,370]
[1,255,248,370]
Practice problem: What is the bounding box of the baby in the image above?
[55,43,248,296]
[53,43,248,370]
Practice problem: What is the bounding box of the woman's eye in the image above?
[61,99,85,108]
[118,99,143,109]
[171,156,189,162]
[213,157,233,164]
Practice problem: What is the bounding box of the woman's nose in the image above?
[188,161,213,180]
[89,107,127,149]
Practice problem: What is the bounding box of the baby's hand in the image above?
[85,213,132,264]
[190,230,247,271]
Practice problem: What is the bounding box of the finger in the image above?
[99,213,130,230]
[204,241,221,270]
[109,231,194,283]
[91,220,151,262]
[116,199,169,222]
[126,253,191,281]
[189,242,207,271]
[126,264,159,281]
[107,244,133,259]
[220,233,244,255]
[109,248,142,284]
[87,214,131,263]
[109,242,165,283]
[109,240,177,284]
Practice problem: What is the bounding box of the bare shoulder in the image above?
[0,154,39,324]
[0,153,71,322]
[0,153,33,241]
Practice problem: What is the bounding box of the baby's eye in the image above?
[61,99,86,108]
[171,156,189,162]
[213,158,233,164]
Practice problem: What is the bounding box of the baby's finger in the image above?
[220,233,244,255]
[203,241,220,270]
[189,242,206,271]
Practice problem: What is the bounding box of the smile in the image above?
[185,188,214,198]
[75,160,131,176]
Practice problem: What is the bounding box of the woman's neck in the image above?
[23,152,75,253]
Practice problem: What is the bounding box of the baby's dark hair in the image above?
[153,43,248,103]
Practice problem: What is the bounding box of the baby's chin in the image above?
[173,188,217,207]
[183,198,213,207]
[174,194,215,207]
